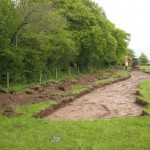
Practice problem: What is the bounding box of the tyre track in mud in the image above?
[46,71,150,120]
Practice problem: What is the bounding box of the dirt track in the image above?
[46,71,150,120]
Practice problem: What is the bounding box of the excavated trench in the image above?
[46,71,150,120]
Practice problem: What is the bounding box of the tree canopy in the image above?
[0,0,130,83]
[126,48,135,58]
[139,53,149,65]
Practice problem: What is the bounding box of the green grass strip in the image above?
[14,100,54,117]
[138,80,150,115]
[140,66,150,73]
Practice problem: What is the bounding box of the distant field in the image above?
[140,66,150,73]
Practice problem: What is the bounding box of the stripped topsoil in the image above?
[0,69,116,116]
[46,70,150,120]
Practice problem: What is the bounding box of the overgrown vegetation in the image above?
[0,0,130,84]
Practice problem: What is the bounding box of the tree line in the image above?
[0,0,130,83]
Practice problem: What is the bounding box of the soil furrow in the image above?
[46,71,150,120]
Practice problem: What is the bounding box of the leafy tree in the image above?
[51,0,130,68]
[0,0,131,83]
[126,48,135,58]
[139,53,149,65]
[0,0,18,48]
[0,0,21,82]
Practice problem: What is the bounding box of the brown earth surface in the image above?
[0,70,114,116]
[46,71,150,120]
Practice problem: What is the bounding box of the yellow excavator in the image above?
[125,56,139,68]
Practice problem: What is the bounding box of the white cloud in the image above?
[93,0,150,59]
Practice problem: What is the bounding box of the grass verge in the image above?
[137,80,150,115]
[14,100,55,117]
[71,85,86,94]
[0,105,150,150]
[95,70,129,85]
[71,70,129,95]
[140,66,150,73]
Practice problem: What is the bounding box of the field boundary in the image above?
[34,75,131,118]
[140,67,150,74]
[136,83,150,116]
[136,97,150,116]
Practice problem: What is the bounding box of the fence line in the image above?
[0,66,103,88]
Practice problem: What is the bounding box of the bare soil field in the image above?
[0,70,115,116]
[46,71,150,120]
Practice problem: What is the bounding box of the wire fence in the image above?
[0,66,101,89]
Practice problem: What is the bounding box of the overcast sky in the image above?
[93,0,150,59]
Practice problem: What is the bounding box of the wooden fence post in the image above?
[7,72,10,89]
[56,69,58,79]
[40,71,42,84]
[69,67,71,77]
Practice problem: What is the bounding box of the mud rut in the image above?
[46,71,150,120]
